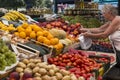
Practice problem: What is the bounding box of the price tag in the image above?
[2,20,9,25]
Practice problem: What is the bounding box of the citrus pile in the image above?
[15,22,63,50]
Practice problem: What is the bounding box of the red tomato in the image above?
[48,58,53,63]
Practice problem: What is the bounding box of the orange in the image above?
[43,39,51,45]
[19,31,26,39]
[29,24,34,30]
[22,22,29,29]
[17,26,25,32]
[14,32,19,36]
[43,31,49,37]
[50,38,59,45]
[56,42,63,49]
[33,25,42,32]
[37,36,46,43]
[36,31,43,36]
[47,33,54,40]
[25,28,32,36]
[30,31,36,39]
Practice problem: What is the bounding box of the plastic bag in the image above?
[78,35,92,50]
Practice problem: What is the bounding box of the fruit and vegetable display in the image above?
[89,40,113,53]
[0,39,17,71]
[9,58,80,80]
[36,18,81,38]
[48,49,102,79]
[2,11,27,21]
[62,15,102,28]
[0,10,116,80]
[14,22,63,51]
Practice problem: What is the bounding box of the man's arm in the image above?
[80,22,110,33]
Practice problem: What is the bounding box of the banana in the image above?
[3,10,27,21]
[5,13,17,21]
[10,11,26,20]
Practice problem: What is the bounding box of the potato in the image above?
[49,69,55,76]
[24,68,32,74]
[50,64,59,72]
[33,67,40,73]
[17,62,26,68]
[60,69,70,76]
[27,63,36,68]
[42,75,51,80]
[53,67,59,72]
[39,68,47,75]
[51,76,57,80]
[22,59,29,64]
[55,72,63,80]
[34,73,41,77]
[34,77,42,80]
[78,77,85,80]
[51,64,56,69]
[62,75,71,80]
[36,63,48,68]
[29,59,35,63]
[16,67,24,73]
[46,65,53,70]
[70,74,77,80]
[34,59,41,63]
[19,72,24,79]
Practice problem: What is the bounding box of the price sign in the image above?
[2,20,9,25]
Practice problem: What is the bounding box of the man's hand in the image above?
[80,28,89,33]
[81,32,91,37]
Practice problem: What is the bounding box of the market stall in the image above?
[0,0,118,79]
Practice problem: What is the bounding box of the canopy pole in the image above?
[54,0,58,14]
[118,0,120,15]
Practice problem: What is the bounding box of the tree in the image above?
[0,0,25,9]
[35,0,52,8]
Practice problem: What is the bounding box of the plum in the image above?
[9,72,20,80]
[22,72,33,80]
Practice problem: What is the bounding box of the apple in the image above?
[76,23,81,27]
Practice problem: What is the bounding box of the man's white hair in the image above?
[102,4,118,16]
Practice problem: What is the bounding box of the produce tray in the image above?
[0,60,18,79]
[0,69,13,79]
[89,55,110,79]
[11,42,40,60]
[24,39,53,56]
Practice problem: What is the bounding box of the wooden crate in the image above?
[11,42,40,60]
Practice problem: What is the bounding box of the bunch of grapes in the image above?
[0,39,16,70]
[0,54,7,70]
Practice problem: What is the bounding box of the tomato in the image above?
[69,68,77,72]
[62,54,67,59]
[58,54,62,57]
[76,74,80,78]
[48,58,53,63]
[59,57,62,61]
[73,62,77,67]
[67,62,72,66]
[54,62,58,65]
[60,63,66,67]
[53,58,58,62]
[68,55,72,58]
[70,58,75,62]
[75,71,81,75]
